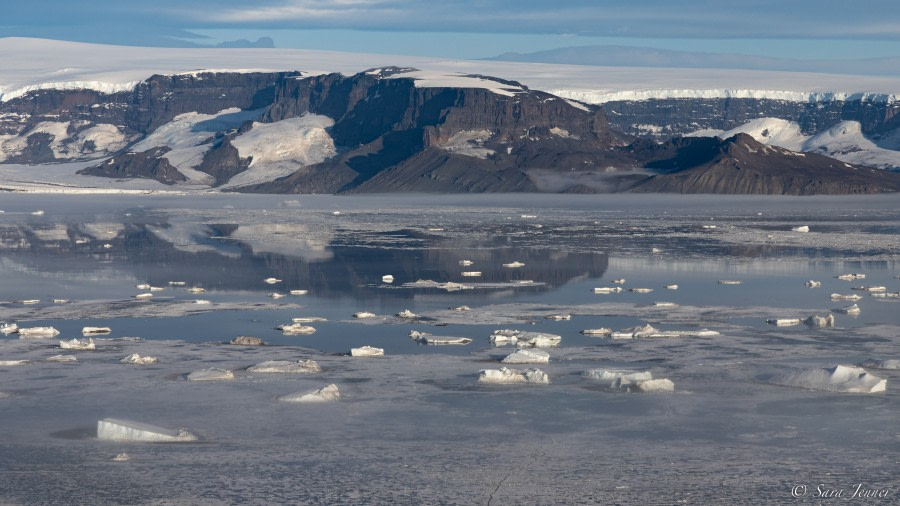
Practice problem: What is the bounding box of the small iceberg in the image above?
[652,302,678,307]
[18,326,60,339]
[16,299,40,305]
[0,359,30,366]
[264,277,281,284]
[187,368,234,381]
[148,286,165,292]
[277,323,317,335]
[268,292,285,299]
[1,323,19,335]
[545,314,571,321]
[59,338,95,350]
[852,286,886,292]
[279,384,340,403]
[836,304,861,315]
[450,306,471,312]
[82,326,111,335]
[767,318,802,327]
[168,281,186,286]
[396,309,417,319]
[502,261,525,268]
[609,324,718,339]
[610,324,659,339]
[804,313,835,328]
[353,311,377,319]
[628,288,653,293]
[350,346,384,357]
[478,367,549,384]
[120,354,158,365]
[133,293,153,299]
[791,225,810,232]
[228,336,265,346]
[289,290,308,295]
[96,418,198,442]
[382,274,395,283]
[717,280,742,285]
[489,330,561,348]
[47,355,77,363]
[408,331,472,345]
[459,260,474,266]
[247,360,321,374]
[194,299,211,304]
[186,287,206,294]
[592,287,622,294]
[135,283,150,290]
[859,359,900,370]
[805,280,822,288]
[830,293,862,301]
[461,271,482,277]
[292,317,327,323]
[112,453,131,462]
[612,278,626,284]
[584,369,675,393]
[772,365,886,393]
[664,284,679,290]
[835,273,865,281]
[501,349,550,364]
[871,292,900,299]
[580,328,612,336]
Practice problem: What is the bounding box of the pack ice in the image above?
[246,360,321,374]
[490,330,561,348]
[17,326,60,338]
[408,330,472,345]
[772,365,886,393]
[501,349,550,364]
[279,384,340,403]
[97,418,198,442]
[187,368,234,381]
[120,353,159,365]
[478,367,549,384]
[583,369,675,393]
[350,346,384,357]
[59,338,95,350]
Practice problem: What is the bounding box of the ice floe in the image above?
[97,418,198,442]
[478,367,549,385]
[859,359,900,370]
[381,274,394,283]
[500,349,550,364]
[186,287,206,294]
[580,328,612,336]
[628,288,653,293]
[277,323,317,335]
[187,368,234,381]
[59,338,95,350]
[791,226,810,233]
[408,331,472,345]
[289,290,308,295]
[263,277,281,284]
[112,453,131,462]
[120,353,158,365]
[871,292,900,299]
[247,360,321,374]
[133,293,153,299]
[228,336,264,346]
[584,369,675,393]
[852,286,886,292]
[1,323,18,334]
[18,326,60,338]
[610,324,719,339]
[831,293,862,301]
[0,359,29,366]
[82,326,111,335]
[353,312,377,319]
[593,287,622,294]
[772,365,886,393]
[47,354,77,363]
[836,273,866,281]
[292,317,327,323]
[612,278,626,284]
[268,292,285,299]
[804,313,836,328]
[717,280,742,285]
[767,318,802,327]
[350,346,384,357]
[502,261,525,268]
[545,314,571,321]
[805,280,822,287]
[490,330,562,348]
[279,384,340,403]
[461,271,482,277]
[664,284,679,290]
[836,304,861,315]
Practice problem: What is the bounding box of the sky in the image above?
[3,0,900,65]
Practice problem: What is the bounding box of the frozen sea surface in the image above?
[0,193,898,504]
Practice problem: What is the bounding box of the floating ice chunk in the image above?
[133,293,153,299]
[702,225,717,229]
[852,286,886,292]
[97,418,198,442]
[51,299,68,304]
[31,210,44,216]
[247,360,321,374]
[767,318,802,327]
[350,346,384,357]
[717,280,742,285]
[545,314,571,320]
[580,328,612,336]
[593,287,622,294]
[353,312,376,319]
[47,354,77,363]
[381,274,395,283]
[194,299,211,304]
[148,286,165,292]
[665,284,679,290]
[228,336,264,346]
[478,367,549,384]
[59,338,95,350]
[805,280,822,287]
[516,333,562,348]
[501,349,550,364]
[461,271,482,277]
[268,292,285,299]
[0,360,29,366]
[186,287,206,293]
[277,323,316,335]
[859,359,900,370]
[289,289,308,295]
[830,293,862,301]
[836,304,861,315]
[396,309,417,319]
[652,302,678,307]
[279,384,340,403]
[112,453,131,462]
[409,331,472,345]
[502,261,525,268]
[135,284,150,290]
[835,273,865,281]
[450,306,471,312]
[791,225,810,232]
[292,317,327,323]
[15,299,40,305]
[18,326,60,338]
[583,369,674,392]
[459,260,474,266]
[82,326,111,335]
[629,288,653,293]
[651,248,663,254]
[804,313,835,328]
[0,323,18,334]
[187,368,234,381]
[103,244,113,249]
[584,369,654,383]
[120,354,158,365]
[871,292,900,298]
[633,379,676,392]
[168,281,186,286]
[652,329,720,338]
[612,278,626,284]
[264,277,281,284]
[773,365,886,393]
[611,324,658,339]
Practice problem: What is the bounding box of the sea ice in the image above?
[382,274,395,283]
[350,346,384,357]
[133,293,153,299]
[478,367,549,384]
[665,284,679,290]
[501,349,550,364]
[96,418,198,442]
[18,326,60,338]
[0,323,18,334]
[187,368,234,381]
[459,260,474,266]
[268,293,285,299]
[277,323,317,335]
[186,287,206,294]
[409,331,472,345]
[59,338,95,350]
[610,324,659,339]
[791,226,810,232]
[767,318,802,327]
[836,304,861,315]
[718,280,742,285]
[612,278,626,284]
[461,271,482,277]
[353,312,377,319]
[652,302,678,307]
[835,273,866,280]
[831,293,862,301]
[289,290,308,295]
[292,317,327,323]
[852,286,886,292]
[120,353,159,365]
[112,453,131,462]
[47,354,77,363]
[772,365,886,393]
[502,261,525,268]
[583,369,675,392]
[859,359,900,370]
[279,384,340,403]
[545,314,571,320]
[247,360,321,374]
[82,326,111,335]
[805,280,822,287]
[580,328,612,336]
[593,287,622,294]
[804,313,836,328]
[0,360,30,366]
[629,288,653,293]
[229,336,264,346]
[264,277,281,284]
[396,309,417,319]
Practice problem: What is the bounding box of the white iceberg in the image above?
[289,290,308,295]
[612,278,626,284]
[279,384,340,403]
[350,346,384,357]
[459,260,474,266]
[228,336,264,346]
[489,330,561,348]
[120,353,159,365]
[15,299,40,305]
[277,323,316,335]
[831,293,862,301]
[852,286,886,292]
[835,273,866,281]
[580,328,612,336]
[292,317,327,323]
[18,326,60,338]
[187,368,234,381]
[583,369,675,393]
[501,349,550,364]
[268,292,285,299]
[82,326,111,335]
[0,359,30,366]
[804,313,836,328]
[264,277,281,284]
[186,287,206,294]
[135,283,150,290]
[353,311,377,319]
[96,418,198,442]
[112,453,131,462]
[381,274,395,283]
[59,338,95,350]
[859,359,900,370]
[805,280,822,287]
[545,314,571,321]
[396,309,417,319]
[717,280,742,285]
[133,293,153,299]
[773,365,886,393]
[767,318,802,327]
[461,271,482,277]
[870,292,900,299]
[47,354,77,363]
[0,323,18,334]
[502,261,525,268]
[629,288,653,293]
[791,225,810,232]
[247,360,321,374]
[665,284,679,290]
[409,331,472,345]
[593,287,622,294]
[836,304,861,315]
[168,281,186,286]
[478,367,549,384]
